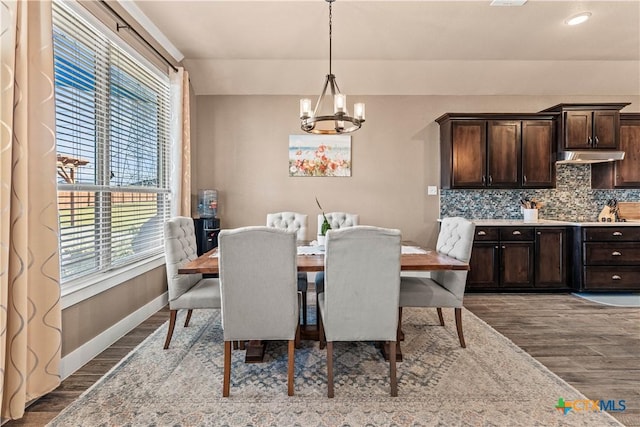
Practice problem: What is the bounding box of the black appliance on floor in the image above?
[193,217,220,256]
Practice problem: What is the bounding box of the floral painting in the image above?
[289,135,351,177]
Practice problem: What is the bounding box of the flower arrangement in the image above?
[316,197,331,236]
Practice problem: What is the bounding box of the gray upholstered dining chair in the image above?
[218,226,299,397]
[318,226,402,398]
[266,211,310,325]
[399,217,475,348]
[163,216,221,349]
[314,212,359,295]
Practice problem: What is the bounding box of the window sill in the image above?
[61,255,166,309]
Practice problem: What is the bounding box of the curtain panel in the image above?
[0,0,62,420]
[170,67,192,217]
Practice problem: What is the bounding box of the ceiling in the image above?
[127,0,640,96]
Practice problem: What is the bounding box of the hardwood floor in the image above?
[5,294,639,426]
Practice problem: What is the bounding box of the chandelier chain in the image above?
[329,0,332,76]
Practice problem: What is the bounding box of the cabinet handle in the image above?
[523,175,527,183]
[477,231,487,236]
[489,175,493,185]
[482,176,486,185]
[612,251,622,256]
[613,231,623,236]
[537,231,541,235]
[594,136,599,146]
[512,230,521,235]
[612,275,622,280]
[495,245,499,249]
[587,136,593,146]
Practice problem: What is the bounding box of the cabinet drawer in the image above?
[583,227,640,242]
[583,266,640,290]
[474,227,499,241]
[500,227,534,241]
[584,243,640,265]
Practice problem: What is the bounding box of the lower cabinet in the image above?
[576,226,640,291]
[467,226,569,291]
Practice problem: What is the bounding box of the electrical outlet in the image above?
[427,186,438,196]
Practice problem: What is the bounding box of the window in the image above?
[53,1,171,284]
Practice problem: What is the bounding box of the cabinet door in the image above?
[501,242,534,288]
[467,242,500,289]
[592,111,619,148]
[615,119,640,187]
[565,111,592,149]
[452,121,486,188]
[487,121,520,187]
[522,120,554,188]
[535,228,567,288]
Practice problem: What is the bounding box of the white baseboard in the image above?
[60,292,168,380]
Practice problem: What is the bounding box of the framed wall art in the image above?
[288,135,351,177]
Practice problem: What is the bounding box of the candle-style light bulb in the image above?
[354,103,365,121]
[334,94,346,114]
[300,98,312,119]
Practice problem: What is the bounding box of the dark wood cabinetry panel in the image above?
[565,111,592,149]
[592,114,640,189]
[467,241,500,289]
[501,242,534,288]
[487,121,520,187]
[535,228,568,289]
[522,120,555,188]
[592,111,619,148]
[451,121,486,188]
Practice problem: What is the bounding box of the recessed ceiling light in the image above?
[490,0,527,6]
[565,12,592,26]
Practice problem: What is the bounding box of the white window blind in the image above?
[53,1,171,283]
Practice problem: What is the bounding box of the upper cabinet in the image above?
[541,103,630,150]
[592,113,640,189]
[437,114,556,189]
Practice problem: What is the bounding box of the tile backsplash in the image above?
[440,164,640,221]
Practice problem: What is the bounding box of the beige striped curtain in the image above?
[0,0,62,420]
[170,67,192,216]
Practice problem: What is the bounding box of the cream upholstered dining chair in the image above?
[266,212,310,325]
[163,216,221,349]
[314,212,359,295]
[318,226,402,398]
[399,217,475,348]
[218,226,299,397]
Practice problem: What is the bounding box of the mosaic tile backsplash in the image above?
[440,164,640,221]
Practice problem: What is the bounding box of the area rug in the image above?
[573,292,640,308]
[48,308,622,426]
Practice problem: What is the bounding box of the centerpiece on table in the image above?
[316,197,331,245]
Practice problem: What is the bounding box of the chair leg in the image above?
[184,309,193,327]
[455,307,466,348]
[397,307,404,341]
[389,341,398,397]
[295,323,301,349]
[319,312,326,350]
[437,308,445,326]
[163,309,177,349]
[288,340,295,396]
[327,341,334,398]
[223,341,231,397]
[301,291,307,326]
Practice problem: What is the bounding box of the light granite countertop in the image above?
[467,219,640,227]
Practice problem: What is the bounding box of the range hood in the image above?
[556,150,625,164]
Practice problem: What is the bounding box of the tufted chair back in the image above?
[317,212,359,235]
[431,217,475,301]
[267,212,308,241]
[164,216,202,302]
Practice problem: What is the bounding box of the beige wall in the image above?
[194,94,639,248]
[61,266,166,356]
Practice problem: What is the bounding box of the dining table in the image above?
[178,243,469,362]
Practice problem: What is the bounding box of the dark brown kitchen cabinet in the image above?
[468,225,570,291]
[541,103,629,151]
[534,227,568,289]
[521,120,555,188]
[438,113,556,189]
[591,114,640,189]
[574,226,640,291]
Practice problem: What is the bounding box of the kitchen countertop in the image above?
[468,219,640,227]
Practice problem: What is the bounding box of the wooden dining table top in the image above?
[178,243,469,274]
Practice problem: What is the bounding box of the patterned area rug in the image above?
[49,308,622,426]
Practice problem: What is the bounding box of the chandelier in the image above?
[299,0,365,134]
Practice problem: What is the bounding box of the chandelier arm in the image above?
[313,74,332,117]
